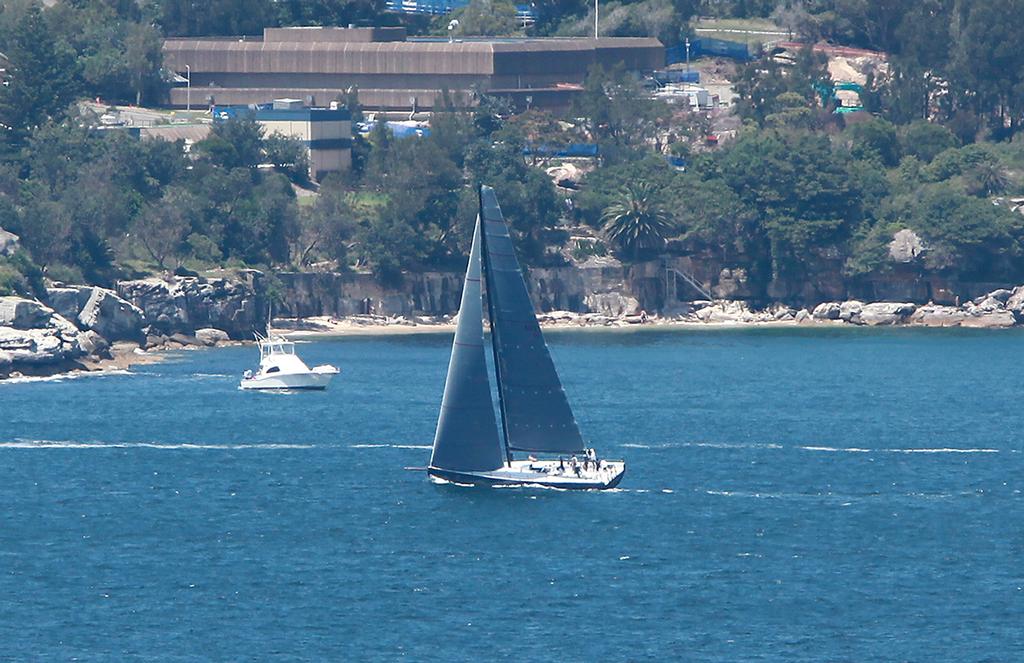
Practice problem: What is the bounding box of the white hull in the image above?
[239,368,336,391]
[429,459,625,490]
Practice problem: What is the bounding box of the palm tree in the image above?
[601,182,672,262]
[971,160,1011,196]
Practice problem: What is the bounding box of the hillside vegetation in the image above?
[0,1,1022,303]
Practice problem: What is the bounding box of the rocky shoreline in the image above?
[4,278,1024,381]
[273,283,1024,337]
[0,273,264,381]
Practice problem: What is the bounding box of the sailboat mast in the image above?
[478,187,514,466]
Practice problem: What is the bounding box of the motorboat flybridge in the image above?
[239,331,339,391]
[426,186,625,489]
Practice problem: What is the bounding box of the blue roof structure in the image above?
[386,0,536,21]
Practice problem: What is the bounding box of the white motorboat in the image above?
[239,332,339,391]
[425,185,625,490]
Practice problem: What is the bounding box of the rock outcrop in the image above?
[117,272,266,340]
[0,228,20,257]
[0,297,84,373]
[195,328,231,346]
[78,287,144,342]
[888,229,925,263]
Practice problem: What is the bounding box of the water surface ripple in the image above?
[1,328,1021,660]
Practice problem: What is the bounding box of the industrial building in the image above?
[215,100,353,180]
[163,26,664,112]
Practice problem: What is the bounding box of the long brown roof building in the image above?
[163,27,664,111]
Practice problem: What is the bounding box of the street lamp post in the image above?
[685,38,690,73]
[185,64,191,112]
[594,0,599,39]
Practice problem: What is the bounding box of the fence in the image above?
[651,69,700,84]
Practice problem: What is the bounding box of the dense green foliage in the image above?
[0,1,163,147]
[2,0,1024,302]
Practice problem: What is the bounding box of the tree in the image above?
[601,182,672,262]
[463,132,561,262]
[297,183,358,267]
[953,0,1024,138]
[264,132,311,184]
[898,121,959,163]
[158,0,276,37]
[572,64,667,163]
[575,155,678,226]
[669,176,760,265]
[196,116,265,170]
[885,185,1021,276]
[719,130,860,277]
[843,117,900,167]
[0,3,80,145]
[967,160,1011,197]
[452,0,517,36]
[133,188,195,270]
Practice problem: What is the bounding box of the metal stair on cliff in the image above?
[666,267,712,302]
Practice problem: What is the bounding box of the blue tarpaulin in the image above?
[666,38,756,63]
[652,70,700,84]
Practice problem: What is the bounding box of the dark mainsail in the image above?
[429,216,506,472]
[478,186,587,455]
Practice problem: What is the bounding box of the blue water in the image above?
[1,328,1021,660]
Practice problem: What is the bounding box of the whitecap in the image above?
[0,439,313,450]
[0,370,133,385]
[799,446,871,453]
[884,447,999,454]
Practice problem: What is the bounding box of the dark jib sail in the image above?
[478,186,586,455]
[429,215,506,473]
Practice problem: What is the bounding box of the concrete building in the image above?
[163,26,664,112]
[215,100,353,180]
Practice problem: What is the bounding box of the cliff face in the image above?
[274,255,1024,319]
[275,260,658,318]
[117,271,268,340]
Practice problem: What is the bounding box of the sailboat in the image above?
[426,186,625,489]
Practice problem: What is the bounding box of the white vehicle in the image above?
[239,332,339,391]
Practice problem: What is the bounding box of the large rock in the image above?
[812,302,841,320]
[987,288,1013,303]
[117,273,266,340]
[0,297,54,329]
[695,300,759,323]
[45,286,93,322]
[0,228,20,257]
[0,298,84,367]
[839,300,863,323]
[961,309,1016,328]
[888,229,925,263]
[584,292,640,317]
[195,328,230,346]
[78,330,110,356]
[1005,285,1024,321]
[858,302,916,326]
[908,305,968,327]
[78,287,144,342]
